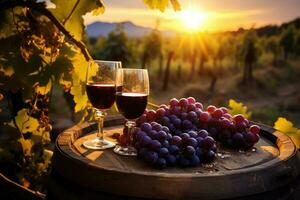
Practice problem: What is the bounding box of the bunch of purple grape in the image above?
[134,121,217,169]
[134,97,260,169]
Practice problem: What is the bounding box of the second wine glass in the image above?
[114,68,149,156]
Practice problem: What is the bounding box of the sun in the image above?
[179,10,206,32]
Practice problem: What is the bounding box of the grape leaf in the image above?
[143,0,180,11]
[274,117,300,134]
[274,117,300,148]
[228,99,252,119]
[50,0,105,41]
[9,109,39,133]
[18,138,33,156]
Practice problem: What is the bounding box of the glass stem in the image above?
[126,120,136,145]
[96,109,107,141]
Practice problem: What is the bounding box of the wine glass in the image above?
[114,68,149,156]
[83,60,121,150]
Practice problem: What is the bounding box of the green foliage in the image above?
[141,30,162,68]
[93,25,136,65]
[274,117,300,148]
[280,25,297,60]
[228,99,252,119]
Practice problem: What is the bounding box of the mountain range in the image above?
[86,18,300,38]
[86,21,159,38]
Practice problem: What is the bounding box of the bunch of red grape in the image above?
[134,97,261,169]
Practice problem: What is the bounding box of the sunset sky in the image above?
[84,0,300,32]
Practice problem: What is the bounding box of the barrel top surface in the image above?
[71,126,279,176]
[52,117,300,199]
[54,117,297,177]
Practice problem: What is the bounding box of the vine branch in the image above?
[63,0,80,25]
[1,0,92,61]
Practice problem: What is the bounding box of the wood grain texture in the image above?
[51,115,300,199]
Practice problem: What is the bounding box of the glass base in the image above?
[113,145,137,156]
[83,138,115,150]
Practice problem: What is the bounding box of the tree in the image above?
[141,30,162,69]
[280,25,296,61]
[96,25,135,65]
[242,30,259,84]
[265,36,280,66]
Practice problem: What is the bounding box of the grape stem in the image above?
[0,0,92,61]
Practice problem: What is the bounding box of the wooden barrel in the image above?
[50,115,300,200]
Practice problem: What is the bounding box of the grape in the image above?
[168,145,179,154]
[156,108,166,118]
[182,120,193,129]
[147,110,157,121]
[171,136,182,146]
[195,102,203,110]
[195,147,203,157]
[152,123,162,132]
[245,132,259,144]
[169,115,177,122]
[162,140,170,148]
[161,116,170,126]
[159,147,169,157]
[184,146,196,157]
[196,137,204,147]
[180,112,188,120]
[145,151,159,164]
[244,119,250,127]
[187,104,196,112]
[167,123,176,132]
[188,130,198,138]
[173,118,182,128]
[136,131,147,141]
[204,150,216,162]
[232,132,244,147]
[170,106,181,115]
[219,130,231,142]
[211,144,217,153]
[149,140,161,151]
[179,156,190,167]
[141,123,152,132]
[162,126,169,133]
[208,118,219,127]
[155,158,167,169]
[202,136,215,149]
[187,97,196,104]
[249,125,260,135]
[151,121,159,126]
[187,111,197,120]
[159,104,168,109]
[195,108,203,117]
[223,113,232,119]
[140,135,152,147]
[219,118,231,129]
[233,114,245,124]
[165,155,177,166]
[186,138,198,147]
[235,122,247,132]
[157,130,167,141]
[179,98,188,108]
[212,109,223,119]
[189,155,200,167]
[206,105,217,113]
[220,107,228,114]
[180,133,190,142]
[167,133,173,140]
[199,112,211,123]
[170,98,179,107]
[198,129,209,138]
[148,130,158,139]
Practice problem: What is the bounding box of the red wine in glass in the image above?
[86,83,116,110]
[116,92,148,120]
